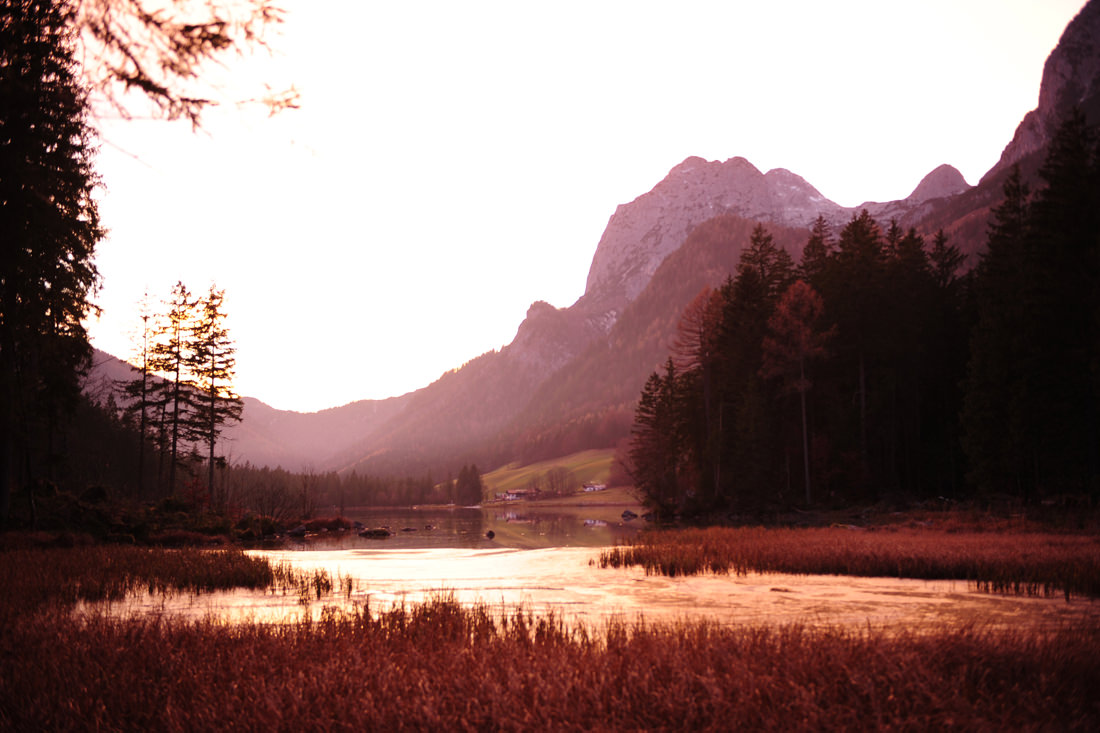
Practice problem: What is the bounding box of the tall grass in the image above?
[2,598,1098,730]
[598,526,1100,599]
[0,545,353,622]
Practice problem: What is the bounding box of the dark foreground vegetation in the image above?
[4,600,1099,731]
[1,541,1098,730]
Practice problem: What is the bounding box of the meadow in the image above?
[481,449,615,497]
[1,534,1099,729]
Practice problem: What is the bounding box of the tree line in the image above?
[192,461,485,523]
[628,111,1099,518]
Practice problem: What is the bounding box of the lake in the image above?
[80,505,1100,631]
[286,503,646,550]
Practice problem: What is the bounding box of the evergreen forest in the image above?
[627,112,1100,518]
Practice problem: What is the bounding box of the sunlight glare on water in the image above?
[83,546,1100,631]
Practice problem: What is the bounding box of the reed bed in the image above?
[598,526,1100,599]
[0,545,350,622]
[2,544,1099,728]
[2,598,1098,731]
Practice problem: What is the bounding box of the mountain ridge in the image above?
[86,0,1100,477]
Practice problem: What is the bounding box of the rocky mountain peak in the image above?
[984,0,1100,183]
[579,156,849,329]
[763,167,844,221]
[576,151,990,339]
[907,164,970,203]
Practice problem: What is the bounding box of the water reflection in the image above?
[73,506,1100,631]
[81,545,1100,633]
[276,505,644,551]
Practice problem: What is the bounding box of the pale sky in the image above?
[87,0,1088,413]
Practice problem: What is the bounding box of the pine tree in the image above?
[1020,110,1099,496]
[922,230,969,497]
[800,215,834,284]
[739,223,796,302]
[882,227,935,493]
[149,282,199,494]
[186,286,243,507]
[0,0,103,518]
[929,230,965,292]
[963,166,1034,498]
[830,210,887,488]
[713,267,777,512]
[118,292,156,496]
[629,360,690,517]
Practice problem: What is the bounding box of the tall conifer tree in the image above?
[963,166,1032,497]
[965,112,1100,500]
[0,0,103,518]
[187,286,242,506]
[149,282,198,494]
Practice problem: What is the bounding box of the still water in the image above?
[292,503,643,550]
[87,505,1100,631]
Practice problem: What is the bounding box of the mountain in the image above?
[291,153,969,477]
[983,0,1100,184]
[897,0,1100,268]
[86,1,1100,480]
[578,155,981,336]
[580,157,840,324]
[83,349,408,472]
[226,396,407,471]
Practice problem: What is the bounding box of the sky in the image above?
[86,0,1089,413]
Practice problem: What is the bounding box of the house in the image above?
[499,488,540,501]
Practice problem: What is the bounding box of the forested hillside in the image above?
[627,113,1099,517]
[504,216,807,465]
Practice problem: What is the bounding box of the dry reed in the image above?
[2,598,1098,731]
[598,526,1100,599]
[0,545,350,622]
[3,542,1099,729]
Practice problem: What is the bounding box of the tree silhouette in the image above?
[187,286,242,506]
[630,360,691,517]
[0,0,104,519]
[799,215,834,283]
[740,223,796,301]
[148,282,199,493]
[964,112,1100,500]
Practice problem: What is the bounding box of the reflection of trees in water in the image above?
[433,508,485,546]
[497,513,574,540]
[362,507,486,548]
[326,506,641,548]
